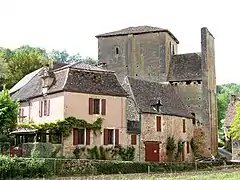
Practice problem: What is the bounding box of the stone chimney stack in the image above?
[97,61,108,70]
[231,94,237,102]
[40,64,55,95]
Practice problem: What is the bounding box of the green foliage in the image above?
[229,102,240,140]
[116,145,135,161]
[73,145,135,161]
[22,143,61,158]
[0,135,14,155]
[48,49,97,65]
[17,116,103,138]
[175,140,185,160]
[191,127,206,157]
[166,136,176,154]
[31,142,54,158]
[0,155,53,178]
[0,87,19,134]
[0,156,226,178]
[217,83,240,131]
[2,46,50,88]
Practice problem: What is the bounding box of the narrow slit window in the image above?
[115,47,119,55]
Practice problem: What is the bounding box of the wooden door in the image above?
[145,141,159,162]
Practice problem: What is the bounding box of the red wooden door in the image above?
[145,141,159,162]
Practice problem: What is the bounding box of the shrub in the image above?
[0,155,53,178]
[31,142,54,158]
[0,156,225,178]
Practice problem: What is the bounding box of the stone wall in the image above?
[97,32,177,84]
[232,140,240,160]
[140,113,194,162]
[201,27,218,156]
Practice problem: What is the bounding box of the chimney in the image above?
[41,64,55,94]
[97,61,108,69]
[230,94,237,103]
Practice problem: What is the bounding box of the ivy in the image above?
[166,136,176,161]
[17,116,103,138]
[175,140,184,160]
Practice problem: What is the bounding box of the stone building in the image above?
[224,94,240,160]
[96,26,218,157]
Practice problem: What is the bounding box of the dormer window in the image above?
[151,99,162,112]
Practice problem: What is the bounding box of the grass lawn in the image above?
[30,168,240,180]
[71,168,240,180]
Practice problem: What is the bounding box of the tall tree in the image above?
[48,49,70,63]
[0,58,7,91]
[4,45,49,89]
[0,87,19,134]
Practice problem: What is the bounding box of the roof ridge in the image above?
[62,68,70,90]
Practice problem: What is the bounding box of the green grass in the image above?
[30,168,240,179]
[77,168,240,180]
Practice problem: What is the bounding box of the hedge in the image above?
[0,156,226,178]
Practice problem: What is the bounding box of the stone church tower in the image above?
[96,26,218,157]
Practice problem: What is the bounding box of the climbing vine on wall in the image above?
[17,116,103,138]
[175,140,184,160]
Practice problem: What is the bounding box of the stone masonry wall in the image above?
[98,32,177,84]
[201,27,218,156]
[140,113,194,162]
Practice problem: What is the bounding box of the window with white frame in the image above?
[104,128,119,145]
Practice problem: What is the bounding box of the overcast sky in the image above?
[0,0,238,85]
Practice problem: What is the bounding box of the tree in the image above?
[0,87,19,134]
[3,45,49,89]
[0,58,7,91]
[48,49,69,63]
[48,49,97,65]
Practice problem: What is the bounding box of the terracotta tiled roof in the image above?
[11,63,127,101]
[168,53,202,81]
[96,26,179,44]
[125,76,193,119]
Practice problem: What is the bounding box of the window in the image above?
[44,100,48,116]
[93,99,100,114]
[39,100,50,117]
[172,45,175,54]
[183,119,186,133]
[115,47,119,55]
[131,134,137,145]
[187,141,190,153]
[191,113,196,125]
[18,108,24,122]
[169,42,171,55]
[89,98,106,115]
[104,128,119,145]
[73,128,91,145]
[156,116,161,132]
[108,129,114,144]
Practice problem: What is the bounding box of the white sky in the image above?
[0,0,238,85]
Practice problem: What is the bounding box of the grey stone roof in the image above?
[96,26,179,44]
[11,64,127,102]
[168,53,202,82]
[55,62,112,72]
[126,77,193,119]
